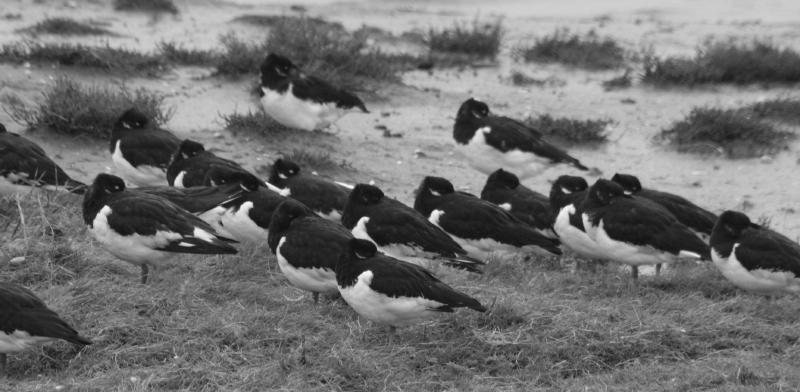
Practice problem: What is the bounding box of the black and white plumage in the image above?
[259,53,368,132]
[548,175,608,260]
[341,184,484,273]
[166,139,256,188]
[82,173,238,283]
[480,169,555,238]
[268,199,352,302]
[203,179,288,244]
[452,98,588,178]
[0,123,86,195]
[267,158,349,221]
[0,282,92,374]
[710,211,800,295]
[580,179,711,279]
[109,108,181,186]
[612,173,718,241]
[414,176,562,260]
[336,238,486,329]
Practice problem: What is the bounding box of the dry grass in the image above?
[657,106,796,158]
[742,97,800,125]
[113,0,178,14]
[427,18,503,60]
[19,18,114,36]
[157,41,219,66]
[3,195,799,391]
[518,29,626,70]
[525,114,612,146]
[281,149,352,174]
[219,109,294,134]
[643,39,800,86]
[4,75,172,139]
[0,42,168,76]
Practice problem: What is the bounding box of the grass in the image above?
[657,106,796,158]
[741,97,800,125]
[518,29,626,70]
[281,149,352,173]
[525,114,612,145]
[643,39,800,86]
[0,42,168,76]
[220,109,294,134]
[427,18,503,59]
[3,193,800,391]
[20,18,114,36]
[157,41,219,66]
[231,14,346,35]
[113,0,178,14]
[602,68,633,91]
[4,75,172,139]
[508,71,566,88]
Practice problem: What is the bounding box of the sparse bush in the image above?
[602,68,633,90]
[657,107,795,158]
[282,149,351,173]
[509,71,566,87]
[220,109,293,133]
[0,42,167,76]
[20,18,113,36]
[525,114,612,145]
[427,18,503,59]
[643,39,800,86]
[742,97,800,124]
[232,14,345,34]
[113,0,178,14]
[214,33,266,76]
[158,41,219,66]
[6,75,172,138]
[518,29,626,70]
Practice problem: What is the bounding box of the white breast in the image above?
[554,205,605,259]
[112,140,166,187]
[89,205,177,266]
[454,127,551,178]
[260,85,345,131]
[276,237,338,294]
[0,330,54,353]
[216,201,268,244]
[712,245,800,295]
[351,216,434,268]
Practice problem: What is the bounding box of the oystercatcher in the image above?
[166,139,256,188]
[267,158,349,221]
[480,169,555,238]
[109,108,180,186]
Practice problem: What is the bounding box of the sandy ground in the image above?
[1,0,800,240]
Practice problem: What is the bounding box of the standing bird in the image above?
[259,53,369,132]
[109,108,180,186]
[267,158,349,221]
[580,179,710,280]
[548,175,607,260]
[710,211,800,295]
[0,123,86,195]
[82,173,238,283]
[166,139,257,188]
[452,98,587,178]
[480,169,555,238]
[414,176,561,260]
[204,179,288,244]
[612,173,717,241]
[341,184,484,273]
[268,199,352,303]
[0,282,92,375]
[336,238,486,332]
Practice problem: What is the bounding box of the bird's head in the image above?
[611,173,642,195]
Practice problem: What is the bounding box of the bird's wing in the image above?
[292,75,368,112]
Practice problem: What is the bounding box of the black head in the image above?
[453,98,491,144]
[91,173,126,194]
[260,53,300,85]
[270,158,301,183]
[485,169,520,191]
[713,210,755,239]
[269,199,314,232]
[455,98,490,121]
[228,171,263,192]
[417,176,455,198]
[350,184,385,206]
[116,108,150,130]
[611,173,642,195]
[551,175,588,196]
[348,238,378,259]
[177,139,205,159]
[587,179,626,206]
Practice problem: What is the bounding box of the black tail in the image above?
[440,255,485,274]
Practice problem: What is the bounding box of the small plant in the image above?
[427,18,503,59]
[282,149,351,173]
[518,29,626,70]
[214,33,266,76]
[0,42,167,76]
[232,14,346,34]
[158,41,219,66]
[657,107,795,158]
[508,71,566,87]
[602,68,633,91]
[643,39,800,86]
[742,97,800,125]
[5,76,172,139]
[220,109,293,134]
[113,0,178,14]
[20,18,114,36]
[525,114,612,145]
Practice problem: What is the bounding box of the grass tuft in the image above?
[643,39,800,86]
[232,14,346,34]
[508,71,566,87]
[427,17,503,59]
[113,0,178,14]
[518,29,626,70]
[5,75,172,139]
[0,42,168,76]
[281,149,352,173]
[525,114,612,145]
[220,109,294,134]
[657,106,795,158]
[742,97,800,125]
[602,68,633,90]
[157,41,219,66]
[20,18,113,36]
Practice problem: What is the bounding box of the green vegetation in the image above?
[518,29,626,70]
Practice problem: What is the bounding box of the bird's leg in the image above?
[631,266,639,280]
[388,326,397,346]
[140,264,149,284]
[312,292,319,304]
[655,263,662,276]
[0,353,6,376]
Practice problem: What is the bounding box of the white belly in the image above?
[260,86,345,131]
[350,217,435,269]
[338,270,444,327]
[0,330,54,353]
[455,128,550,178]
[112,140,166,187]
[216,202,268,244]
[554,206,606,259]
[276,237,338,293]
[89,206,176,266]
[712,246,800,295]
[591,219,695,266]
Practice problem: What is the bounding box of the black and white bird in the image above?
[109,108,181,186]
[259,53,369,132]
[267,158,349,221]
[580,179,710,279]
[452,98,588,178]
[0,123,86,195]
[414,176,561,260]
[612,173,718,241]
[0,282,92,375]
[268,199,352,302]
[82,173,238,283]
[336,238,486,330]
[480,169,555,238]
[341,184,484,273]
[548,175,608,260]
[710,211,800,295]
[166,139,256,188]
[203,179,288,244]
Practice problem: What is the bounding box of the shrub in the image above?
[220,109,293,134]
[113,0,178,14]
[742,97,800,124]
[427,18,503,59]
[20,18,114,36]
[518,29,626,70]
[158,41,219,66]
[525,114,611,145]
[0,42,167,76]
